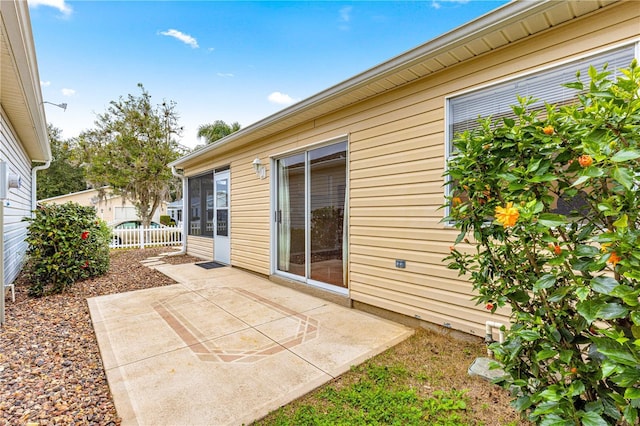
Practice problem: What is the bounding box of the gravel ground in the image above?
[0,248,200,426]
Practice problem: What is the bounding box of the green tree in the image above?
[36,125,87,200]
[197,120,241,144]
[445,62,640,424]
[79,83,183,227]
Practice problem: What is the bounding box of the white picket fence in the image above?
[109,226,183,249]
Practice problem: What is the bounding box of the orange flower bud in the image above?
[608,252,621,267]
[543,125,554,135]
[578,155,593,167]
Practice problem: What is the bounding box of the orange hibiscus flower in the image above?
[495,202,519,227]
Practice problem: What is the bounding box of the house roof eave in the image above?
[0,1,50,162]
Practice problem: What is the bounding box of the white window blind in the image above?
[449,45,636,138]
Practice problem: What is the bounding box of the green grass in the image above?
[261,363,472,426]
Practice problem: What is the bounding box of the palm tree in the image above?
[197,120,241,144]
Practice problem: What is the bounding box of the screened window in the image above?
[188,172,214,237]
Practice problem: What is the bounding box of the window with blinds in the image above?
[448,45,636,141]
[444,44,636,220]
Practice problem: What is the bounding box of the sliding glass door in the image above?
[276,141,347,289]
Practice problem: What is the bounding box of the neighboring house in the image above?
[169,0,640,338]
[1,1,50,319]
[39,187,168,225]
[167,199,183,225]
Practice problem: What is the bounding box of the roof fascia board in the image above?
[170,0,561,168]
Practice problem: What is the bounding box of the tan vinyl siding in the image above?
[179,2,639,337]
[1,108,34,287]
[347,4,638,337]
[186,235,213,260]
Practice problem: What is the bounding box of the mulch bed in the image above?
[0,248,199,426]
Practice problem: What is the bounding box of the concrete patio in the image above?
[88,262,413,425]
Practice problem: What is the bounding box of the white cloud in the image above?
[339,6,352,22]
[268,92,297,105]
[28,0,72,16]
[216,73,234,78]
[338,6,352,30]
[40,80,51,87]
[431,0,470,9]
[61,88,76,97]
[160,29,199,48]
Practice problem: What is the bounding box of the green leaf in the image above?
[563,81,584,90]
[598,303,629,320]
[537,213,566,228]
[536,349,558,361]
[559,350,573,364]
[593,339,638,366]
[512,396,532,411]
[623,405,638,425]
[572,175,591,187]
[611,285,640,307]
[540,414,573,426]
[534,274,557,292]
[625,388,640,399]
[591,276,619,295]
[611,149,640,162]
[601,359,619,378]
[580,411,609,426]
[569,380,586,397]
[613,214,629,229]
[575,286,590,301]
[610,369,640,387]
[575,244,600,258]
[613,167,634,190]
[577,300,604,324]
[548,286,571,303]
[519,330,542,341]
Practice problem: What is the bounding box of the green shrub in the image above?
[25,202,110,297]
[445,61,640,424]
[159,214,175,226]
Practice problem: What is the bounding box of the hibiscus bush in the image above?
[445,61,640,425]
[25,202,110,297]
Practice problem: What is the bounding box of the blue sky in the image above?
[29,0,507,148]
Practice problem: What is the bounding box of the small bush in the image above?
[159,215,174,226]
[25,202,110,297]
[445,62,640,424]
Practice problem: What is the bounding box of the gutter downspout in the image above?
[485,321,505,357]
[31,161,51,216]
[170,165,186,255]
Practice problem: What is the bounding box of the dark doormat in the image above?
[196,261,226,270]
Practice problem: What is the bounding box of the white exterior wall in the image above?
[1,107,35,286]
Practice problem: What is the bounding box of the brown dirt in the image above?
[0,248,199,426]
